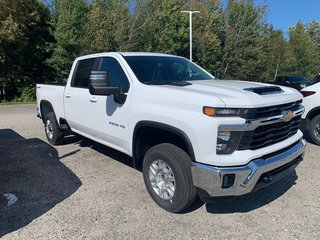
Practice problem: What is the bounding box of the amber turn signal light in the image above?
[203,106,216,116]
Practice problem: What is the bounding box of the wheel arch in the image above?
[40,100,56,123]
[132,121,195,169]
[305,107,320,129]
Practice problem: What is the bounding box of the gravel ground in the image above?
[0,104,319,240]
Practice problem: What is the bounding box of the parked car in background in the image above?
[301,82,320,145]
[314,74,320,84]
[269,76,313,91]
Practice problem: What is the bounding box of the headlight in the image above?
[217,130,242,154]
[203,107,246,117]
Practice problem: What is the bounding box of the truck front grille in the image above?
[245,100,302,119]
[237,101,302,150]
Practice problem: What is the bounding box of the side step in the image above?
[59,124,69,131]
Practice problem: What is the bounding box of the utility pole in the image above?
[181,10,200,61]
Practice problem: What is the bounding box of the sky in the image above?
[256,0,320,31]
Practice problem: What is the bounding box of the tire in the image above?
[142,143,197,213]
[308,114,320,145]
[44,112,64,145]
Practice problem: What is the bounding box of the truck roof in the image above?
[76,52,178,61]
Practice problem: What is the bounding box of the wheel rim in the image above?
[149,159,175,200]
[314,121,320,140]
[45,119,54,139]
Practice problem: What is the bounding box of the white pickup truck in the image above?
[36,52,306,212]
[301,82,320,145]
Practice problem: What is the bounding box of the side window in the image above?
[98,57,129,92]
[72,58,97,88]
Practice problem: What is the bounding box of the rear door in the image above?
[64,57,99,134]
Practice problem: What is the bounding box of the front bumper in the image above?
[191,139,306,199]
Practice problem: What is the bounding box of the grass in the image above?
[0,101,36,105]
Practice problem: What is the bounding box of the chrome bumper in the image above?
[191,139,306,198]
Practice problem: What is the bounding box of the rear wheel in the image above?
[142,143,197,213]
[44,112,64,145]
[308,115,320,145]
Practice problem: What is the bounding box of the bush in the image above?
[14,85,36,102]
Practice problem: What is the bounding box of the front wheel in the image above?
[44,112,64,145]
[142,143,197,213]
[308,115,320,145]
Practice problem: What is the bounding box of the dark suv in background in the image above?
[270,76,313,91]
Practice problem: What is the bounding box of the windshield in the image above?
[123,56,214,85]
[288,76,311,83]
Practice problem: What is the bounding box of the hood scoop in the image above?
[244,86,284,95]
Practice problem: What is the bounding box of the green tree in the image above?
[49,0,88,81]
[189,0,223,71]
[82,0,131,54]
[135,0,189,56]
[0,0,53,101]
[288,21,319,78]
[260,27,289,80]
[306,20,320,51]
[220,0,267,81]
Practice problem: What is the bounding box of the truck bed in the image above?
[36,84,66,121]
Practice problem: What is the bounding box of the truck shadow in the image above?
[0,129,81,237]
[63,134,134,169]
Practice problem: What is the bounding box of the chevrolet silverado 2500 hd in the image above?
[36,52,306,212]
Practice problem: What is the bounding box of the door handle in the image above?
[65,94,71,98]
[89,97,97,103]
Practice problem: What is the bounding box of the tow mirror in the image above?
[89,70,127,104]
[212,69,220,79]
[89,71,109,95]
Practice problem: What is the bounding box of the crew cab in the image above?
[301,83,320,145]
[36,52,306,212]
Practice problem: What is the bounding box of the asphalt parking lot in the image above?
[0,104,320,240]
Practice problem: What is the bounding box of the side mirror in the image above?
[89,71,127,104]
[212,69,220,79]
[89,71,109,95]
[285,80,290,85]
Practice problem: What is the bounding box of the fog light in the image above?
[222,174,236,189]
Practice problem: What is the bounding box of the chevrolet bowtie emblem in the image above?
[282,111,294,122]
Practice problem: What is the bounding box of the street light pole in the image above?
[181,10,200,61]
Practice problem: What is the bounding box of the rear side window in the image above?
[98,57,130,92]
[72,58,97,88]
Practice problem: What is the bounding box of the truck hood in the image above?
[167,79,302,108]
